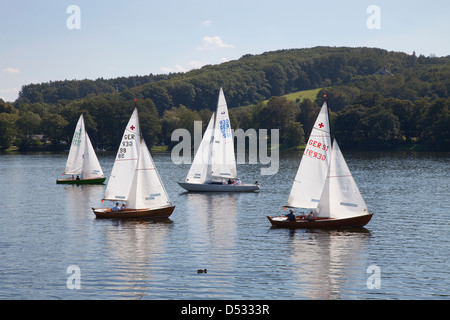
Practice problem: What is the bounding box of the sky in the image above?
[1,0,449,102]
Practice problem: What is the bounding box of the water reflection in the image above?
[284,228,370,299]
[183,192,237,271]
[62,183,173,299]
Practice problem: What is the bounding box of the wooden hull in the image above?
[178,181,260,192]
[267,213,373,229]
[93,205,175,219]
[56,177,106,184]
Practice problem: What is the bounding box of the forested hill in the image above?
[16,46,450,111]
[1,46,449,151]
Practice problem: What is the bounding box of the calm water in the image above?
[0,150,449,300]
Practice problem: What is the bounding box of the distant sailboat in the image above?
[267,102,372,228]
[57,114,105,184]
[93,108,175,219]
[178,88,260,192]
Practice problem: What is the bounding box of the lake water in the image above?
[0,150,449,300]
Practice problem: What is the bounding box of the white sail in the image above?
[185,113,215,184]
[82,132,104,179]
[127,138,171,210]
[64,114,104,179]
[103,109,140,201]
[286,102,331,209]
[211,87,237,179]
[316,140,369,219]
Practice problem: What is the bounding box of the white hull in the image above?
[178,181,260,192]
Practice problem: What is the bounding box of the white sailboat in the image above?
[93,108,175,219]
[57,114,105,184]
[178,88,260,192]
[267,102,372,228]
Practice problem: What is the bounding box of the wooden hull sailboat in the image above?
[267,213,373,229]
[267,102,372,229]
[57,114,105,185]
[93,205,174,219]
[92,108,175,219]
[178,87,260,192]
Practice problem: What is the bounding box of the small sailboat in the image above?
[178,88,260,192]
[92,108,175,219]
[267,102,372,229]
[57,114,105,184]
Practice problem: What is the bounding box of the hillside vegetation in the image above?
[0,46,449,151]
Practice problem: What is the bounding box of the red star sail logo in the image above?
[130,125,135,130]
[318,122,324,129]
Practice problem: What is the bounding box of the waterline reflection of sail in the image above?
[184,193,237,274]
[289,230,370,299]
[103,220,171,297]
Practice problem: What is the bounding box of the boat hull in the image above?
[178,181,260,192]
[93,205,175,219]
[267,213,373,229]
[57,177,106,184]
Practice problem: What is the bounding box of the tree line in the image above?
[1,46,449,151]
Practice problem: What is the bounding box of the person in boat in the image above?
[306,210,315,221]
[228,178,234,184]
[76,175,80,180]
[236,178,242,185]
[121,203,126,211]
[285,209,296,221]
[112,202,120,211]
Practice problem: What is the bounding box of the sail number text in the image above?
[304,139,329,161]
[118,134,135,159]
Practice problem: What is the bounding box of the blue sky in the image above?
[1,0,449,102]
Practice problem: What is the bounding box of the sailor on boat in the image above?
[285,209,296,221]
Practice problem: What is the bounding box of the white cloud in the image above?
[160,64,187,73]
[3,67,20,74]
[201,20,212,27]
[0,88,19,102]
[196,36,234,51]
[160,61,206,73]
[160,58,229,74]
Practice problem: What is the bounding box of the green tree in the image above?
[15,111,41,149]
[419,98,450,150]
[283,121,305,148]
[41,113,68,144]
[334,105,367,149]
[160,105,201,148]
[0,113,19,149]
[365,106,401,149]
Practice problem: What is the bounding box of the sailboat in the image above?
[92,108,175,219]
[177,88,260,192]
[267,102,372,228]
[56,114,106,184]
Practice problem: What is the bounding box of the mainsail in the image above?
[316,140,369,219]
[286,102,331,209]
[64,114,104,180]
[211,87,237,179]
